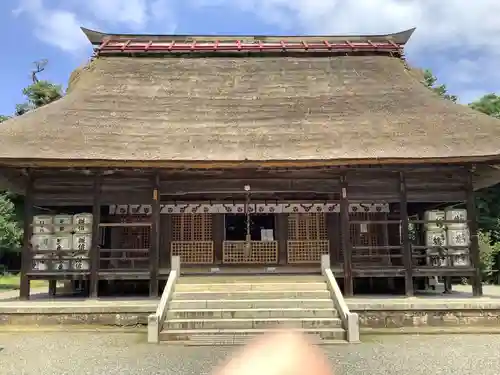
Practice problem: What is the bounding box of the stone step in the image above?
[177,275,325,284]
[169,298,335,309]
[174,282,328,292]
[164,317,342,330]
[159,328,347,345]
[172,290,330,300]
[167,307,338,320]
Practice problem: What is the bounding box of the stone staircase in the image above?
[158,275,348,345]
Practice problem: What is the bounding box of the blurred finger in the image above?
[215,331,333,375]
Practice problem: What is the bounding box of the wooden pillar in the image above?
[212,214,224,264]
[160,215,172,268]
[19,172,34,300]
[149,172,160,297]
[399,172,414,296]
[326,213,338,266]
[466,168,483,297]
[275,213,288,265]
[48,280,57,296]
[89,173,102,298]
[340,174,353,296]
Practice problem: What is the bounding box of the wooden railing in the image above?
[99,248,149,271]
[222,241,278,264]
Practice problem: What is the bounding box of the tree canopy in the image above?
[423,69,458,103]
[469,94,500,119]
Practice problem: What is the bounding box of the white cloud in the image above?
[85,0,149,30]
[14,0,177,52]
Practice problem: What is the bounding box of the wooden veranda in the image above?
[8,163,483,299]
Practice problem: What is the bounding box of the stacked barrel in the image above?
[424,208,470,267]
[30,213,93,272]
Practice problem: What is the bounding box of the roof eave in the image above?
[80,27,416,47]
[0,153,496,170]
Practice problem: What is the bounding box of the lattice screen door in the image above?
[170,214,214,264]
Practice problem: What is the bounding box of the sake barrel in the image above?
[31,253,50,271]
[32,224,53,234]
[31,234,53,251]
[426,253,448,267]
[53,215,74,233]
[71,252,90,271]
[72,234,92,252]
[447,228,470,247]
[54,214,73,225]
[73,213,93,234]
[445,208,467,229]
[51,234,73,251]
[425,229,447,248]
[52,257,70,271]
[33,215,53,226]
[424,210,445,230]
[449,250,470,267]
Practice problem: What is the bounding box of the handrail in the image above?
[147,255,180,343]
[324,268,350,321]
[321,254,360,343]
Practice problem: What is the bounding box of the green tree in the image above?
[15,81,63,115]
[14,60,63,116]
[469,93,500,119]
[478,231,500,283]
[423,69,458,103]
[0,192,22,257]
[0,115,9,123]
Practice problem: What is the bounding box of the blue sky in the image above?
[1,0,499,116]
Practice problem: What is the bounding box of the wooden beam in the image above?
[466,168,483,296]
[149,172,160,297]
[19,172,33,300]
[89,173,102,298]
[399,171,413,296]
[340,174,353,296]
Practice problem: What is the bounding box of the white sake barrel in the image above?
[54,215,73,225]
[447,228,470,247]
[32,224,53,234]
[51,234,73,251]
[73,213,93,225]
[33,215,53,226]
[426,253,448,267]
[449,250,470,267]
[71,252,90,271]
[424,210,445,230]
[31,234,52,251]
[425,230,447,248]
[53,215,73,233]
[52,257,70,271]
[72,234,92,252]
[31,253,50,271]
[445,208,467,229]
[53,224,73,233]
[73,213,93,234]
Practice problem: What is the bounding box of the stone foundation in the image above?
[354,309,500,328]
[1,300,500,330]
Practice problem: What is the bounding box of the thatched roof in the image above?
[1,28,500,168]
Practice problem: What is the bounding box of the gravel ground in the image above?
[0,332,499,375]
